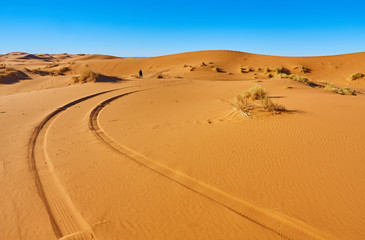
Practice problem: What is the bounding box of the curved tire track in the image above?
[28,86,135,240]
[89,93,340,240]
[28,81,188,239]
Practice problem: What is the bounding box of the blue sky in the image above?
[1,0,365,57]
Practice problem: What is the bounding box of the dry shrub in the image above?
[235,86,286,116]
[156,73,164,79]
[0,67,27,83]
[211,66,224,72]
[293,65,311,73]
[260,97,286,113]
[243,86,267,100]
[240,67,252,73]
[348,72,364,81]
[25,66,69,76]
[323,83,356,95]
[73,71,98,83]
[200,62,207,67]
[272,66,290,74]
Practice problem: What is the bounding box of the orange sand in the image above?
[1,50,365,240]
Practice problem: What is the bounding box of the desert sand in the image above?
[1,50,365,240]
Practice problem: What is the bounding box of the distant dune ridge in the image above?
[0,50,365,240]
[1,50,365,89]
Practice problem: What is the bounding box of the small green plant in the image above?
[348,72,364,80]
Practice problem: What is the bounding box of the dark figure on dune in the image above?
[139,69,143,78]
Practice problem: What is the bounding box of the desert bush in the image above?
[285,85,292,89]
[260,97,286,113]
[200,62,207,67]
[0,68,27,83]
[293,65,311,73]
[274,73,290,79]
[243,86,267,100]
[273,66,290,74]
[73,71,98,83]
[289,74,310,84]
[348,72,364,80]
[323,83,356,95]
[45,63,59,68]
[211,66,224,72]
[235,86,285,115]
[240,67,252,73]
[25,66,69,76]
[156,73,164,79]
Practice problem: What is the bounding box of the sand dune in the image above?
[1,50,365,240]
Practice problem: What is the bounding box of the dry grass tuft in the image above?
[272,66,291,74]
[285,85,292,89]
[211,66,224,73]
[73,71,98,83]
[156,73,164,79]
[323,83,357,95]
[25,66,69,76]
[234,86,286,116]
[348,72,364,81]
[240,67,252,73]
[0,67,27,83]
[242,86,267,100]
[293,65,311,73]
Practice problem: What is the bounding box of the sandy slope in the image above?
[1,50,365,240]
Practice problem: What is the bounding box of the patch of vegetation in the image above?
[72,71,98,83]
[273,66,291,74]
[234,86,286,116]
[348,72,364,81]
[0,67,28,83]
[45,63,60,68]
[285,85,292,89]
[200,62,207,67]
[156,73,164,79]
[72,71,122,83]
[25,66,69,76]
[240,67,252,73]
[293,65,311,73]
[211,66,224,73]
[242,86,267,100]
[273,73,317,86]
[323,83,357,95]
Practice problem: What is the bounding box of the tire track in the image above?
[28,86,136,240]
[89,93,341,240]
[28,80,188,239]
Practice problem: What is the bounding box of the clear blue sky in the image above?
[1,0,365,57]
